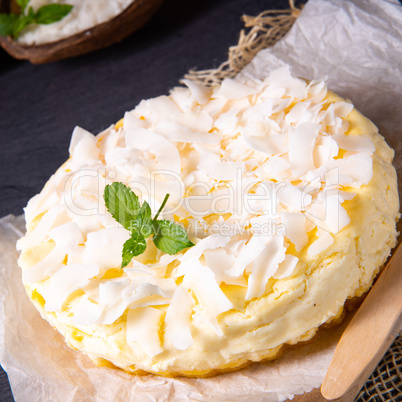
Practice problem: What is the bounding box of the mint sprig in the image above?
[104,182,194,268]
[16,0,30,13]
[0,2,73,39]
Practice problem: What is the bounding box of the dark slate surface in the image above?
[0,0,297,400]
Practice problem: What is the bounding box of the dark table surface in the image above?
[0,0,399,401]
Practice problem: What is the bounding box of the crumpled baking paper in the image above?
[1,0,402,400]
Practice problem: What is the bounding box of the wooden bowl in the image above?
[0,0,164,64]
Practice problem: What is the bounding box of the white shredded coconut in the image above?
[17,0,134,45]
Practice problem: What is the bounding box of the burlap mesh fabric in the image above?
[356,334,402,401]
[184,1,402,399]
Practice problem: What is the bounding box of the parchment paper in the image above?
[1,0,402,400]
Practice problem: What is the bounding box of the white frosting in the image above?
[19,66,376,356]
[17,0,133,45]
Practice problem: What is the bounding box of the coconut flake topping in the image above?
[19,66,375,354]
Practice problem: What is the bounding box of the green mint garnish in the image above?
[0,14,19,37]
[152,220,195,256]
[0,2,73,39]
[103,182,194,268]
[33,4,73,25]
[16,0,30,13]
[121,229,147,268]
[103,181,141,231]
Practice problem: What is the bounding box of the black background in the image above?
[0,0,301,399]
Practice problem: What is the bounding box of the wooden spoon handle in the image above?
[321,243,402,401]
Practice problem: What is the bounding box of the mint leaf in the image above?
[130,201,153,238]
[104,182,141,231]
[16,0,30,13]
[121,231,147,268]
[0,14,19,36]
[34,4,73,25]
[0,3,73,39]
[12,15,33,37]
[153,220,194,255]
[27,6,35,19]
